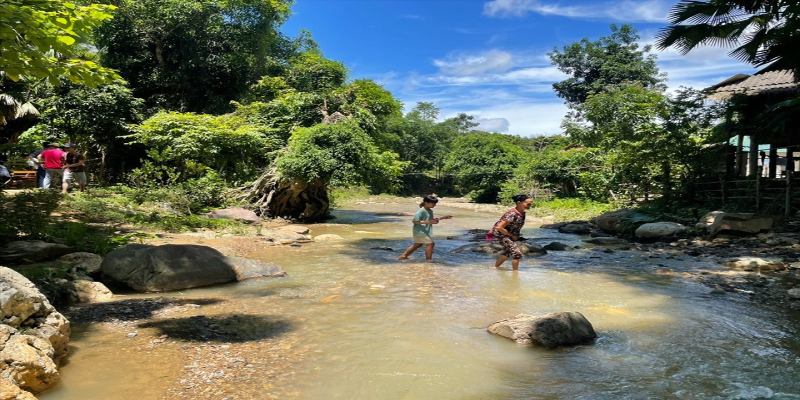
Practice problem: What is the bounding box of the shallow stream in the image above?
[41,199,800,399]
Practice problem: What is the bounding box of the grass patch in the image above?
[527,198,615,222]
[61,187,246,233]
[330,186,400,207]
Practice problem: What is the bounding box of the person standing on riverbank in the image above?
[62,143,87,193]
[37,142,65,190]
[490,194,533,270]
[399,195,451,262]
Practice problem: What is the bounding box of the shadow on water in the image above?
[138,314,293,343]
[66,298,223,323]
[328,209,407,225]
[343,237,478,267]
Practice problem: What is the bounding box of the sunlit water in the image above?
[41,199,800,399]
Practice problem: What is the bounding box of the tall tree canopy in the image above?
[550,24,664,107]
[93,0,293,113]
[657,0,800,78]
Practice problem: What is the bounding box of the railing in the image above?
[693,176,800,217]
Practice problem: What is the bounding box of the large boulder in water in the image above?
[0,242,71,264]
[696,211,773,235]
[208,207,261,224]
[557,222,592,235]
[593,210,656,235]
[0,376,36,399]
[100,244,285,292]
[0,267,70,394]
[488,312,597,348]
[584,237,630,246]
[0,332,59,393]
[634,222,687,241]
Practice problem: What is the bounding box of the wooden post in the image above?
[786,172,792,218]
[748,135,759,177]
[721,175,727,205]
[755,175,761,211]
[769,146,778,179]
[736,133,745,176]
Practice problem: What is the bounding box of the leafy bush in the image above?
[444,132,525,203]
[501,145,613,202]
[128,111,279,184]
[527,198,615,222]
[277,120,407,192]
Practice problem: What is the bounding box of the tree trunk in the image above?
[239,166,331,221]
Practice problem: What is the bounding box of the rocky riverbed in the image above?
[4,198,800,399]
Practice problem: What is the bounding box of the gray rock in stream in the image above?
[0,267,70,395]
[453,241,546,256]
[101,244,285,292]
[0,241,72,264]
[488,312,597,348]
[558,222,592,235]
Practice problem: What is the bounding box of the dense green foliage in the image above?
[277,120,406,192]
[444,132,525,203]
[28,82,144,180]
[3,0,785,232]
[94,0,293,113]
[128,111,279,184]
[0,0,119,85]
[501,143,611,202]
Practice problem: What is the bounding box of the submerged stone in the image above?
[488,312,597,348]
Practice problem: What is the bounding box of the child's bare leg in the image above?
[424,243,435,261]
[399,243,422,259]
[495,255,508,268]
[511,258,520,270]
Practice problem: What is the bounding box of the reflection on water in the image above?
[42,198,800,399]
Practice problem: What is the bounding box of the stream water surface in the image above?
[41,199,800,399]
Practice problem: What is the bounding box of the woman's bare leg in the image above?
[399,243,422,259]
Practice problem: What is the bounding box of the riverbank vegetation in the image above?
[2,0,799,247]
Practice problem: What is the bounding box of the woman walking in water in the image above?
[399,195,451,262]
[490,194,533,270]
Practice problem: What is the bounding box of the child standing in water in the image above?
[399,195,451,262]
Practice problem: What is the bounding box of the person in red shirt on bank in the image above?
[37,142,65,189]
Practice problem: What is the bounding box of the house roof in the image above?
[707,69,798,100]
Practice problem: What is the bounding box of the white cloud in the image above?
[483,0,671,23]
[451,101,567,136]
[433,50,515,76]
[476,117,510,132]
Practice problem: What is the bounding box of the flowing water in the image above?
[41,199,800,399]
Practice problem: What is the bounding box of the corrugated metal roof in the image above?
[709,69,799,100]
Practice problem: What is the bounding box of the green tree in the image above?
[240,119,406,221]
[0,0,119,85]
[501,144,612,202]
[550,24,664,107]
[93,0,292,113]
[444,132,525,203]
[285,52,347,93]
[31,81,144,181]
[128,111,279,184]
[657,1,800,78]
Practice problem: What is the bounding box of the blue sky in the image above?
[282,0,754,136]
